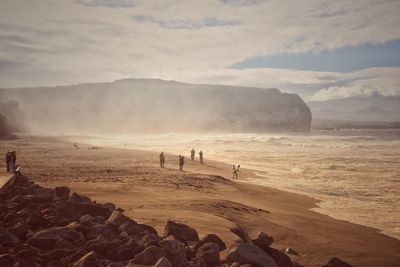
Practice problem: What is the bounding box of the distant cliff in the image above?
[0,79,312,134]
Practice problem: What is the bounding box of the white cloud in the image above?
[310,68,400,101]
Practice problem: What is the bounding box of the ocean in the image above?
[86,129,400,240]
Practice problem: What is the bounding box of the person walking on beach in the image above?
[159,152,165,168]
[191,148,195,161]
[5,150,11,172]
[236,165,240,180]
[199,150,203,164]
[179,155,185,171]
[232,165,237,180]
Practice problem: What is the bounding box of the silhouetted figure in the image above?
[179,155,185,171]
[5,150,11,172]
[191,148,195,161]
[9,151,16,173]
[199,150,203,164]
[236,165,240,180]
[160,152,165,168]
[232,165,237,180]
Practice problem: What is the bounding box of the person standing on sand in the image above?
[199,150,203,164]
[191,148,195,161]
[236,165,240,180]
[5,150,11,172]
[232,165,237,180]
[160,152,165,168]
[9,151,16,173]
[179,155,185,171]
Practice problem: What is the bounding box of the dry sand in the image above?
[1,136,399,267]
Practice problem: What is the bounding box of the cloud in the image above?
[132,15,239,29]
[75,0,136,8]
[310,68,400,101]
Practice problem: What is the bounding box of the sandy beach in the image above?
[1,136,400,267]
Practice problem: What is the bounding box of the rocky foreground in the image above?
[0,174,352,267]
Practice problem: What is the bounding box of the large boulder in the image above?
[107,210,136,227]
[196,242,220,266]
[159,238,187,267]
[263,247,292,267]
[163,221,199,242]
[226,244,278,267]
[194,234,226,252]
[133,245,167,265]
[253,232,273,250]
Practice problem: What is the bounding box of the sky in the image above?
[0,0,399,102]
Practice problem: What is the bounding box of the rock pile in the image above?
[0,175,353,267]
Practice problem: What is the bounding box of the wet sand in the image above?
[1,136,399,267]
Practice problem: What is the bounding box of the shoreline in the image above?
[1,135,400,266]
[78,132,400,241]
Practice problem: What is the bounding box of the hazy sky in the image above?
[0,0,399,101]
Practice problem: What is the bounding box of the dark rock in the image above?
[194,233,226,252]
[102,203,116,212]
[26,214,47,230]
[39,249,66,260]
[196,242,220,266]
[120,223,157,237]
[70,192,91,203]
[72,251,104,267]
[14,247,39,258]
[163,221,199,242]
[27,236,58,250]
[67,222,90,235]
[1,174,31,191]
[13,258,41,267]
[137,233,161,248]
[7,222,29,240]
[187,257,207,267]
[263,247,292,267]
[0,226,20,243]
[85,224,117,241]
[133,245,167,265]
[159,238,187,267]
[55,238,75,250]
[226,244,278,267]
[71,201,111,219]
[107,210,136,227]
[85,240,113,255]
[55,186,70,198]
[105,238,137,261]
[322,257,353,267]
[253,232,273,250]
[0,254,15,267]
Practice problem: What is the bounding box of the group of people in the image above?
[232,164,241,180]
[5,150,17,173]
[159,148,204,171]
[190,148,203,164]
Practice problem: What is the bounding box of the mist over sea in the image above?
[85,129,400,240]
